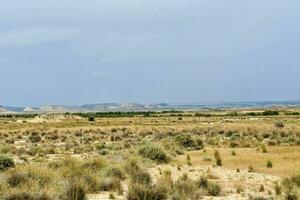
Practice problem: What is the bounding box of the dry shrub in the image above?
[99,178,123,194]
[3,190,52,200]
[62,179,87,200]
[138,145,168,163]
[127,183,167,200]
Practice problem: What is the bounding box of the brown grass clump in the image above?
[214,150,222,166]
[62,179,87,200]
[3,190,52,200]
[127,183,167,200]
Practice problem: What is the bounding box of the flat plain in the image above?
[0,108,300,200]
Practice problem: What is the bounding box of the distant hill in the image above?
[0,101,299,114]
[0,106,8,113]
[23,107,38,112]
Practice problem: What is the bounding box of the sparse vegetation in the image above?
[0,109,299,199]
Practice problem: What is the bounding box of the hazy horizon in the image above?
[1,0,300,107]
[2,100,300,108]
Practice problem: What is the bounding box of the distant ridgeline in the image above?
[0,101,299,116]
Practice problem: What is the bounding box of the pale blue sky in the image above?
[0,0,300,106]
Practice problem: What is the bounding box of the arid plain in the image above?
[0,108,300,200]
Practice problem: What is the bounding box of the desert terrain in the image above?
[0,109,299,200]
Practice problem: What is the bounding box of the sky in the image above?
[0,0,300,106]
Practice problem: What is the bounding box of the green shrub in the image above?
[138,145,168,163]
[197,176,208,189]
[28,132,42,143]
[274,121,285,128]
[248,166,255,173]
[0,155,15,171]
[262,110,279,116]
[88,117,95,122]
[175,134,203,150]
[266,160,273,168]
[261,145,268,153]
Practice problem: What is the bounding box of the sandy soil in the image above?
[87,164,280,200]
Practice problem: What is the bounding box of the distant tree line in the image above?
[0,114,39,118]
[243,110,280,116]
[194,110,281,117]
[71,111,160,118]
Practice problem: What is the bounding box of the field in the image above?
[0,109,300,200]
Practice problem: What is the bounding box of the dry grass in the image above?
[175,146,300,176]
[0,109,300,199]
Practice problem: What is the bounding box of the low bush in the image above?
[138,145,168,163]
[274,121,285,128]
[197,176,208,189]
[266,160,273,168]
[175,134,204,150]
[127,183,167,200]
[6,171,29,187]
[99,178,123,194]
[105,166,125,180]
[170,174,203,199]
[28,132,42,143]
[0,155,15,171]
[207,182,221,196]
[261,145,268,153]
[124,159,140,176]
[274,183,281,195]
[248,166,255,173]
[129,169,152,186]
[81,157,106,171]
